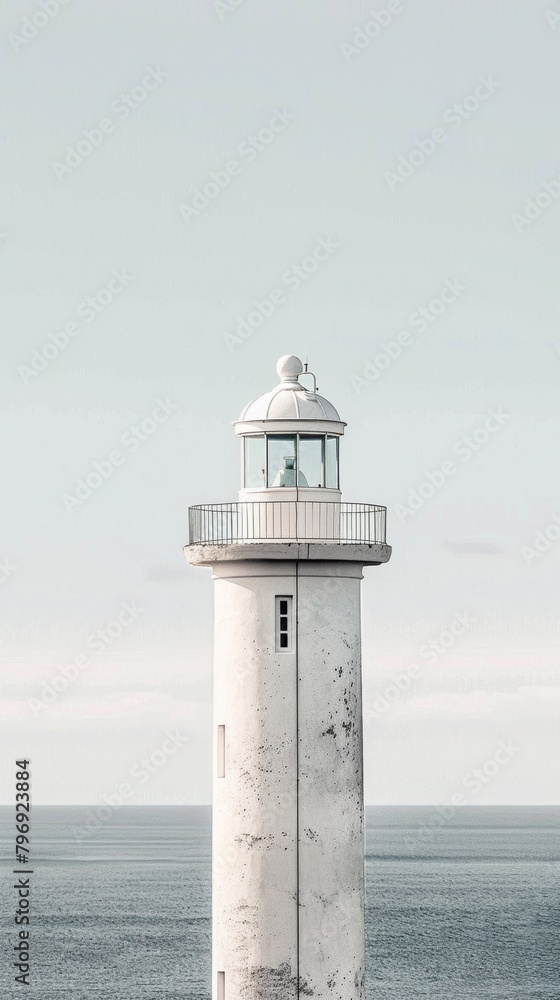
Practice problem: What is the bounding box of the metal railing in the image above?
[188,501,386,545]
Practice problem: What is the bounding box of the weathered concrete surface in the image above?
[208,558,370,999]
[212,563,299,998]
[184,541,391,567]
[297,567,365,999]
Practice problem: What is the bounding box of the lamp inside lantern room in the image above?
[242,433,339,489]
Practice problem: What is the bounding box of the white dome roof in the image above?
[238,355,341,422]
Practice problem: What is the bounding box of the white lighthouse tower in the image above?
[184,354,391,1000]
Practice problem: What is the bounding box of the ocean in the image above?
[1,805,559,999]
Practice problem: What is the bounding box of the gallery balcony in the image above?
[188,500,387,546]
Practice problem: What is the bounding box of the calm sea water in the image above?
[1,805,559,999]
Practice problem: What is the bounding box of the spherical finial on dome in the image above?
[276,355,304,382]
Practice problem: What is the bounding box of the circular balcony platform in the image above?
[184,539,392,567]
[185,501,391,566]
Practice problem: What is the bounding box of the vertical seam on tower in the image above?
[295,561,300,999]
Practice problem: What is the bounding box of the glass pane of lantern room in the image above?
[326,435,338,488]
[299,436,324,488]
[244,436,265,488]
[267,435,296,487]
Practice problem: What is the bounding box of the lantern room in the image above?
[234,355,346,503]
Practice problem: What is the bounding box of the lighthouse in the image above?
[184,354,391,1000]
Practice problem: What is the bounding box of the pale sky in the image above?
[1,0,559,804]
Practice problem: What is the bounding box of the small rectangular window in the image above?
[217,725,225,778]
[217,971,225,1000]
[276,596,293,651]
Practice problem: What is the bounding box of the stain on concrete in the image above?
[234,833,268,848]
[354,968,365,996]
[244,962,314,998]
[298,976,315,997]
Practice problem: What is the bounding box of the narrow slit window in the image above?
[217,971,225,1000]
[217,725,225,778]
[276,596,293,651]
